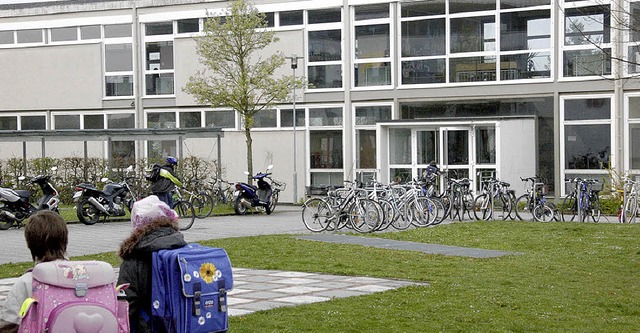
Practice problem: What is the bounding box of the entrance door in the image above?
[440,127,473,181]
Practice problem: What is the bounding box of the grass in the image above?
[1,221,638,332]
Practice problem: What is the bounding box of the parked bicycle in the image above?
[561,178,601,222]
[301,181,382,233]
[619,177,639,223]
[170,186,197,230]
[514,176,558,222]
[181,181,215,219]
[473,177,513,221]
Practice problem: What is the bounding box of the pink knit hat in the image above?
[131,195,179,230]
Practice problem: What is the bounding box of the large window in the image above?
[107,113,135,166]
[145,22,175,96]
[627,95,640,170]
[563,5,611,77]
[562,97,612,190]
[104,24,133,98]
[205,111,235,129]
[354,4,391,87]
[500,10,551,80]
[307,9,342,90]
[354,105,392,178]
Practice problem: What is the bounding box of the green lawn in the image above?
[1,221,638,332]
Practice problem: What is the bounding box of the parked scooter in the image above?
[0,167,61,230]
[233,165,276,215]
[73,166,136,225]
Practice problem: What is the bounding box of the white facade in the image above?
[1,0,639,201]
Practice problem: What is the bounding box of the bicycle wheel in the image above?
[473,194,491,220]
[623,195,637,223]
[269,190,279,214]
[376,198,395,231]
[192,192,214,218]
[174,200,196,231]
[407,197,432,227]
[561,194,577,222]
[514,194,533,221]
[428,198,446,226]
[349,199,382,233]
[533,204,554,222]
[301,198,332,232]
[494,193,512,220]
[589,195,601,223]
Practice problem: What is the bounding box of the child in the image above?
[0,211,69,333]
[117,195,186,332]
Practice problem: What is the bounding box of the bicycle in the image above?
[473,177,513,221]
[185,179,215,218]
[619,177,639,223]
[514,176,558,222]
[561,178,602,222]
[301,181,382,233]
[170,187,197,230]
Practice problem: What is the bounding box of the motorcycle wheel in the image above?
[268,191,279,214]
[0,207,14,230]
[77,198,101,225]
[234,197,248,215]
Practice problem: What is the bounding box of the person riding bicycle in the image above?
[150,156,183,208]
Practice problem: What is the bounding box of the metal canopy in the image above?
[0,127,224,142]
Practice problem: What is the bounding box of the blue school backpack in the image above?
[151,244,233,332]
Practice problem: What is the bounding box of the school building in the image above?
[0,0,639,202]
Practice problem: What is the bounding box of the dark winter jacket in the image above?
[150,164,179,194]
[117,219,187,333]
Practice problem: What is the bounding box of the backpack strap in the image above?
[19,298,36,318]
[217,279,227,313]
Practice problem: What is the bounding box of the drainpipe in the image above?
[132,3,144,161]
[613,0,624,175]
[343,0,352,182]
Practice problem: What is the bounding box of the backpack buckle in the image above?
[75,283,88,297]
[193,283,201,316]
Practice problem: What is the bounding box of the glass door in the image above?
[440,127,473,181]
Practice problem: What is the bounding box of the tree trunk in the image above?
[244,125,253,184]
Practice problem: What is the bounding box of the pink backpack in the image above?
[18,260,129,333]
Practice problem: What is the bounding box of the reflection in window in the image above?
[252,110,277,128]
[106,75,133,97]
[280,11,303,26]
[450,0,495,14]
[112,141,135,167]
[180,112,201,128]
[630,124,640,169]
[0,116,17,130]
[310,130,343,169]
[22,116,46,130]
[310,172,344,187]
[308,8,341,24]
[205,111,235,128]
[308,30,341,62]
[308,65,342,89]
[476,127,496,164]
[309,108,343,126]
[354,4,389,21]
[500,53,551,80]
[450,56,497,82]
[564,6,610,46]
[451,16,495,53]
[84,115,104,129]
[500,0,549,9]
[108,114,134,129]
[355,24,389,59]
[390,168,412,183]
[147,112,176,129]
[148,141,176,161]
[178,19,199,33]
[280,109,305,127]
[356,130,376,169]
[564,49,611,77]
[55,115,80,129]
[417,131,438,165]
[389,128,411,164]
[402,59,446,84]
[401,19,445,57]
[565,98,610,121]
[355,106,391,125]
[401,0,445,17]
[564,124,610,169]
[146,22,173,36]
[500,11,550,51]
[355,63,391,87]
[146,41,174,70]
[145,73,174,95]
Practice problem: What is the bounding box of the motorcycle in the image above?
[233,164,277,215]
[73,166,136,225]
[0,167,61,230]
